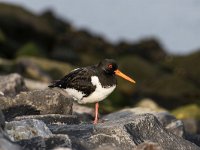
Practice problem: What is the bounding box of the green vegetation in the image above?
[172,104,200,120]
[17,42,45,57]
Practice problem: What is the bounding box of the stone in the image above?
[0,89,73,121]
[0,73,27,97]
[53,148,72,150]
[102,107,185,137]
[136,98,166,112]
[182,119,199,134]
[17,134,72,150]
[14,114,80,125]
[16,136,46,149]
[72,103,94,123]
[5,119,52,141]
[0,133,21,150]
[16,58,51,82]
[24,78,49,90]
[134,141,162,150]
[49,113,199,150]
[45,134,71,149]
[185,134,200,147]
[0,109,21,150]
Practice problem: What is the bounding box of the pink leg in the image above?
[93,102,99,124]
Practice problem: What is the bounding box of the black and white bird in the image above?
[48,59,135,124]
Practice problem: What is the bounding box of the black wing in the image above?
[48,67,96,97]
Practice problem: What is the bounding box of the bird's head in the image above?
[98,59,136,84]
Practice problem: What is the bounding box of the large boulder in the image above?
[103,107,185,137]
[6,119,52,141]
[0,89,73,121]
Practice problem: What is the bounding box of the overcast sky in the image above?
[2,0,200,54]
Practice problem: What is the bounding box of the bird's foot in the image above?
[93,119,98,124]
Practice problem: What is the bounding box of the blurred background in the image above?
[0,1,200,121]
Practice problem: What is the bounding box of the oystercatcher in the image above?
[48,59,135,124]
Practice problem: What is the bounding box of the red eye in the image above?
[108,64,112,69]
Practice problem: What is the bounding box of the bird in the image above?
[48,59,135,124]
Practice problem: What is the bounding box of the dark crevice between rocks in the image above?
[125,123,144,145]
[185,133,200,147]
[2,105,40,121]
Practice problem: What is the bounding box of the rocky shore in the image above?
[0,73,199,150]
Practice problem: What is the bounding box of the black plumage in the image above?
[48,67,96,97]
[48,59,118,97]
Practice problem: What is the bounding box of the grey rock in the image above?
[24,78,49,90]
[73,103,94,115]
[103,107,185,137]
[6,119,52,141]
[0,73,27,97]
[72,103,94,123]
[0,89,73,121]
[16,58,51,82]
[182,119,199,134]
[49,113,199,150]
[53,148,72,150]
[17,134,71,150]
[14,114,80,125]
[17,136,46,150]
[134,141,162,150]
[0,109,21,150]
[45,134,71,149]
[185,134,200,147]
[0,133,21,150]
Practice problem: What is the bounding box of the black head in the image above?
[98,59,118,74]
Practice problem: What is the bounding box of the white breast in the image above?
[80,76,116,104]
[65,76,116,104]
[65,88,85,101]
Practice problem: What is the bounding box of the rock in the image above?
[102,107,184,137]
[134,141,162,150]
[0,134,21,150]
[14,114,80,125]
[73,103,94,115]
[53,148,72,150]
[49,113,199,150]
[0,73,27,97]
[16,58,51,82]
[0,89,73,121]
[6,119,52,141]
[72,103,94,123]
[24,78,49,90]
[16,136,46,150]
[182,119,199,134]
[16,57,73,81]
[185,134,200,147]
[17,134,72,150]
[45,134,71,149]
[136,98,166,112]
[0,109,21,150]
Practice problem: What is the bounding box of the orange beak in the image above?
[114,69,136,84]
